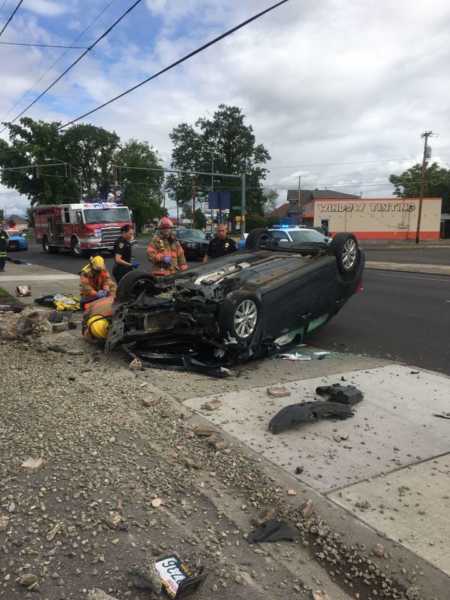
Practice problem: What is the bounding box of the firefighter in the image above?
[147,217,188,276]
[79,255,116,305]
[0,221,7,272]
[112,224,138,283]
[82,295,114,343]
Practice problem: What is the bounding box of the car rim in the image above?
[234,299,258,338]
[342,239,357,270]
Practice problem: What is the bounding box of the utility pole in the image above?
[297,175,301,225]
[415,130,433,244]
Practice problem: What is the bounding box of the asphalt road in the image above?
[364,247,450,265]
[310,269,450,376]
[8,243,450,376]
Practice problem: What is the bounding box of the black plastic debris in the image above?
[248,519,297,544]
[316,383,363,405]
[269,401,354,434]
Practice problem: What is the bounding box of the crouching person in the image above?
[79,255,116,308]
[82,296,114,344]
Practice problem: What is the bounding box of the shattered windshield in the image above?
[83,208,130,224]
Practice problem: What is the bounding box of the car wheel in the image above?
[220,294,262,344]
[331,233,361,278]
[116,270,157,303]
[71,236,82,257]
[245,228,273,250]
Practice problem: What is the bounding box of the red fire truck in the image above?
[34,202,133,256]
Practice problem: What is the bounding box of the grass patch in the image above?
[0,287,17,304]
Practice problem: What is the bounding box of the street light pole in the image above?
[241,172,246,235]
[415,131,433,244]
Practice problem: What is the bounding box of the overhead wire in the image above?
[0,0,23,38]
[0,0,120,129]
[0,41,88,49]
[59,0,291,129]
[2,0,143,129]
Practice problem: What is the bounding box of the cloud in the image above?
[23,0,68,17]
[1,0,450,206]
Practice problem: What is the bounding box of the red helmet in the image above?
[159,216,173,229]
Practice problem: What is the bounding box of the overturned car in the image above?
[106,230,364,373]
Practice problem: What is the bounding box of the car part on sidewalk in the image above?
[247,519,297,544]
[106,230,364,374]
[269,400,354,434]
[316,383,364,405]
[35,293,80,311]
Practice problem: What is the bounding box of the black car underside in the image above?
[106,240,364,376]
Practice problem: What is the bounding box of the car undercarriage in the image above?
[106,233,364,375]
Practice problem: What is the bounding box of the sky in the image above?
[1,0,450,216]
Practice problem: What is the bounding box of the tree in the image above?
[0,117,121,205]
[390,162,450,213]
[263,189,279,214]
[193,208,206,230]
[115,140,164,232]
[167,104,271,218]
[0,118,78,205]
[62,123,120,199]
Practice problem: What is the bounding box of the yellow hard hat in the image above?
[86,315,110,339]
[89,255,105,271]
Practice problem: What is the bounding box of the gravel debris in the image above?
[0,337,424,600]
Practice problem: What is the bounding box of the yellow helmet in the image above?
[86,315,110,339]
[89,255,105,271]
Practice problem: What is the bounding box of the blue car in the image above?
[7,231,28,251]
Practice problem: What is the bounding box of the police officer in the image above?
[203,224,237,263]
[0,221,8,272]
[113,224,138,283]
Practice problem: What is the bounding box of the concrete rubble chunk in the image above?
[88,590,119,600]
[267,386,291,398]
[201,398,222,411]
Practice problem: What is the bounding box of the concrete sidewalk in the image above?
[366,261,450,276]
[181,362,450,598]
[0,261,79,304]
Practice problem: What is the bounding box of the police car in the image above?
[267,225,331,245]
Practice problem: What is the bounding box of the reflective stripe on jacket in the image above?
[147,235,188,276]
[79,265,116,300]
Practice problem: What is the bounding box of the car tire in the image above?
[116,270,157,303]
[245,228,273,250]
[71,236,83,257]
[42,236,55,253]
[220,294,262,344]
[330,233,361,278]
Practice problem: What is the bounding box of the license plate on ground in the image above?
[154,555,207,599]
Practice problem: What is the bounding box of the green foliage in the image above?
[167,104,271,215]
[193,208,206,230]
[390,162,450,212]
[115,140,164,232]
[0,118,78,205]
[0,118,121,205]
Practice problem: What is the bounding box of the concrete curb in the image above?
[366,261,450,276]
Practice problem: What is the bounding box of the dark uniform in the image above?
[112,236,133,283]
[206,236,237,260]
[0,228,7,272]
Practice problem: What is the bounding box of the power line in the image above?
[0,0,118,127]
[0,0,23,38]
[59,0,291,129]
[0,41,88,49]
[1,0,142,130]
